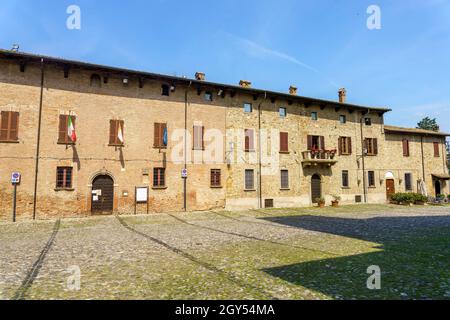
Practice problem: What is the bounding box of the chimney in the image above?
[338,88,347,103]
[195,72,205,81]
[289,86,298,95]
[239,80,252,88]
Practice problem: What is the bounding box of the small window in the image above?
[244,129,255,151]
[0,111,19,142]
[154,123,168,148]
[279,107,287,118]
[434,142,440,157]
[56,167,73,189]
[311,112,318,121]
[281,170,289,189]
[153,168,166,188]
[365,118,372,126]
[244,103,253,113]
[339,137,352,155]
[204,91,213,102]
[211,169,221,187]
[339,115,346,124]
[161,84,170,96]
[368,171,376,187]
[245,169,255,190]
[264,199,274,208]
[90,74,101,88]
[405,173,412,191]
[193,125,204,150]
[280,132,289,153]
[403,139,410,157]
[364,138,378,156]
[109,120,124,146]
[342,170,349,188]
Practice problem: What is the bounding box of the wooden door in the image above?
[91,175,114,214]
[386,179,395,200]
[311,174,322,203]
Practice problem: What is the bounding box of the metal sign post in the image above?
[11,172,21,223]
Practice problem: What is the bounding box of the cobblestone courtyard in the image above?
[1,205,449,300]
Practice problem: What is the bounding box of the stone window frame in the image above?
[56,166,73,190]
[368,171,376,188]
[244,103,253,113]
[244,169,255,191]
[342,170,350,188]
[280,170,290,190]
[405,173,413,191]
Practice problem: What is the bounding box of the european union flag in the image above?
[163,127,168,146]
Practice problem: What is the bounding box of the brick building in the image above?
[0,50,449,220]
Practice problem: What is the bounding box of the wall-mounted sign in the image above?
[181,168,188,179]
[11,172,21,184]
[136,187,148,203]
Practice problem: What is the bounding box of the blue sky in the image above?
[1,0,450,132]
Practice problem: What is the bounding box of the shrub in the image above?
[391,193,426,204]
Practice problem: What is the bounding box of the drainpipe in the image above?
[360,112,367,203]
[257,92,267,209]
[183,81,192,212]
[420,136,425,182]
[32,58,45,220]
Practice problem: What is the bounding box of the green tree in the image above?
[417,117,440,132]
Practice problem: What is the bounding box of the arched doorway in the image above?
[311,174,322,203]
[435,180,441,196]
[91,175,114,214]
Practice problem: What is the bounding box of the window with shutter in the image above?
[308,135,325,150]
[245,129,254,151]
[365,138,378,156]
[193,126,204,150]
[245,169,255,190]
[109,120,124,146]
[58,115,76,144]
[434,142,440,157]
[154,123,167,148]
[280,170,289,189]
[210,169,221,187]
[0,111,19,142]
[280,132,289,153]
[339,137,352,155]
[403,139,410,157]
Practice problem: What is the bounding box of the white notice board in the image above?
[136,187,148,203]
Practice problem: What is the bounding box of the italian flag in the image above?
[67,116,77,142]
[117,123,124,144]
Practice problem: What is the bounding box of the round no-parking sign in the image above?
[11,172,21,184]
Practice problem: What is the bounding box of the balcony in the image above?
[301,149,338,167]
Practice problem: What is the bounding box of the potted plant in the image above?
[315,197,326,208]
[331,195,341,207]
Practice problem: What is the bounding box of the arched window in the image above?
[161,84,170,96]
[90,74,102,88]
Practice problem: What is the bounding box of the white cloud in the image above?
[222,31,339,88]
